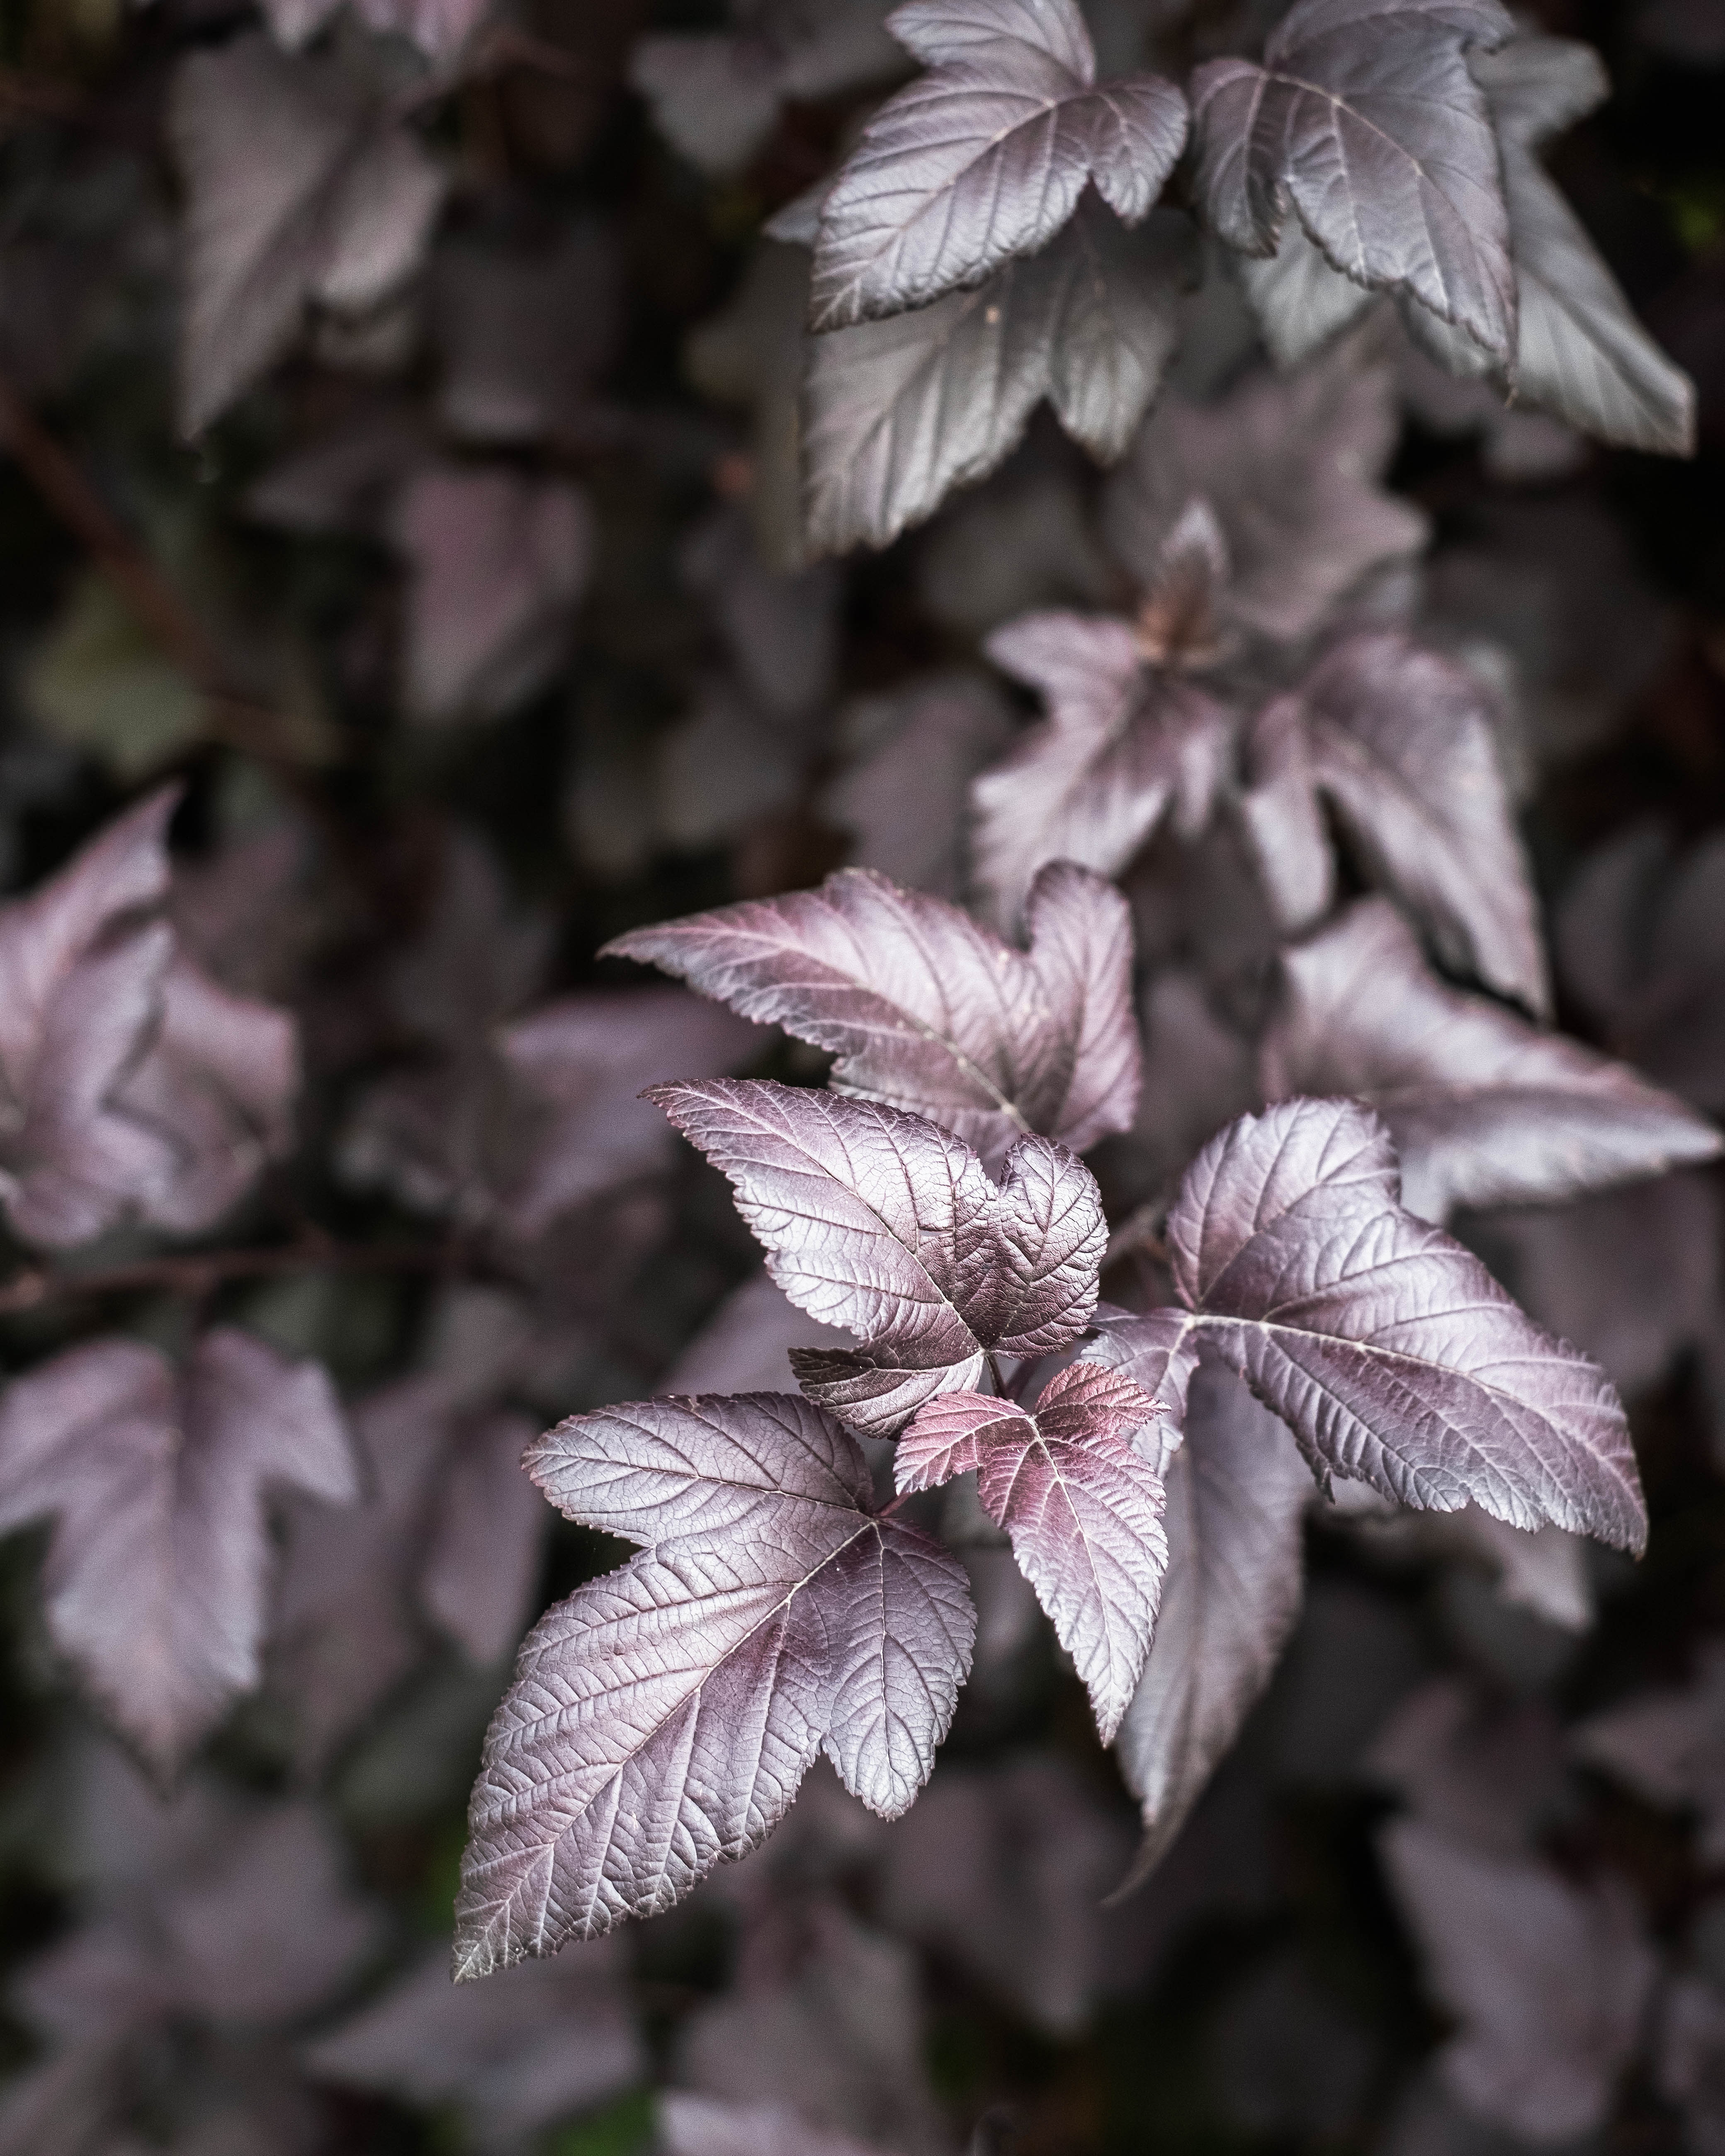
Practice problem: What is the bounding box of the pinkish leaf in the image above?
[974,610,1232,926]
[1167,1098,1647,1549]
[1102,343,1426,645]
[306,1936,643,2138]
[454,1391,972,1966]
[1380,1818,1656,2139]
[117,955,299,1235]
[389,466,592,725]
[0,1329,355,1779]
[651,1080,1107,1437]
[170,35,446,435]
[607,860,1139,1164]
[662,1272,853,1396]
[420,1410,546,1666]
[810,0,1186,330]
[1573,1645,1725,1863]
[1261,899,1718,1219]
[897,1361,1169,1740]
[1106,1351,1312,1882]
[1189,0,1517,364]
[0,789,177,1249]
[1243,637,1547,1013]
[660,2095,887,2156]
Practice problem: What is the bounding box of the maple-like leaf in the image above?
[455,1391,973,1968]
[1234,220,1378,370]
[607,861,1139,1164]
[803,202,1195,555]
[0,1329,355,1780]
[1261,900,1719,1220]
[1573,1645,1725,1862]
[169,35,447,436]
[117,955,300,1236]
[1158,1097,1647,1549]
[1098,1345,1312,1882]
[389,466,592,725]
[307,1936,643,2140]
[1403,35,1696,456]
[1380,1818,1657,2139]
[809,0,1186,330]
[1101,344,1426,645]
[651,1080,1107,1437]
[897,1361,1170,1740]
[1241,634,1548,1013]
[1189,0,1518,365]
[0,789,178,1249]
[973,610,1232,926]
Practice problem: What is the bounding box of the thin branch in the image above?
[0,372,331,785]
[0,1233,459,1317]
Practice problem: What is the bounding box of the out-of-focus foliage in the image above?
[0,1,1718,2153]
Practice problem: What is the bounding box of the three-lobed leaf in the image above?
[897,1360,1171,1741]
[809,0,1186,331]
[456,1391,973,1970]
[607,860,1140,1165]
[1189,0,1518,364]
[650,1079,1107,1437]
[1162,1097,1647,1550]
[1262,898,1720,1220]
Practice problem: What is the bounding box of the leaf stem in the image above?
[0,1232,461,1316]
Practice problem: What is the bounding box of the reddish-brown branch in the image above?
[0,1233,459,1316]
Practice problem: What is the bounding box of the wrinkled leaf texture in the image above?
[653,1079,1107,1437]
[809,0,1186,330]
[607,860,1140,1165]
[456,1392,973,1969]
[898,1360,1170,1741]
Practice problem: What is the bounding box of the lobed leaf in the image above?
[898,1362,1169,1740]
[1165,1097,1647,1549]
[455,1390,972,1968]
[1189,0,1517,366]
[974,610,1232,926]
[1242,634,1548,1013]
[0,1329,356,1779]
[1262,899,1720,1220]
[803,202,1193,554]
[652,1079,1107,1436]
[810,0,1186,329]
[607,860,1140,1163]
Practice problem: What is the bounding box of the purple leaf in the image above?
[974,610,1232,926]
[0,1329,355,1779]
[607,860,1139,1163]
[456,1391,972,1967]
[1235,221,1378,371]
[1189,0,1517,365]
[420,1410,547,1666]
[1261,899,1719,1220]
[1242,636,1548,1013]
[1101,327,1426,646]
[804,202,1194,555]
[820,673,1015,898]
[651,1080,1107,1437]
[1368,1677,1568,1854]
[1380,1818,1657,2139]
[1573,1645,1725,1863]
[809,0,1186,330]
[1101,1349,1312,1882]
[306,1936,643,2139]
[169,35,447,436]
[116,955,300,1236]
[897,1361,1169,1740]
[264,0,494,56]
[1165,1097,1647,1549]
[496,991,764,1241]
[662,1272,853,1396]
[680,505,843,721]
[1402,34,1696,455]
[660,2094,888,2156]
[0,789,177,1249]
[388,466,592,726]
